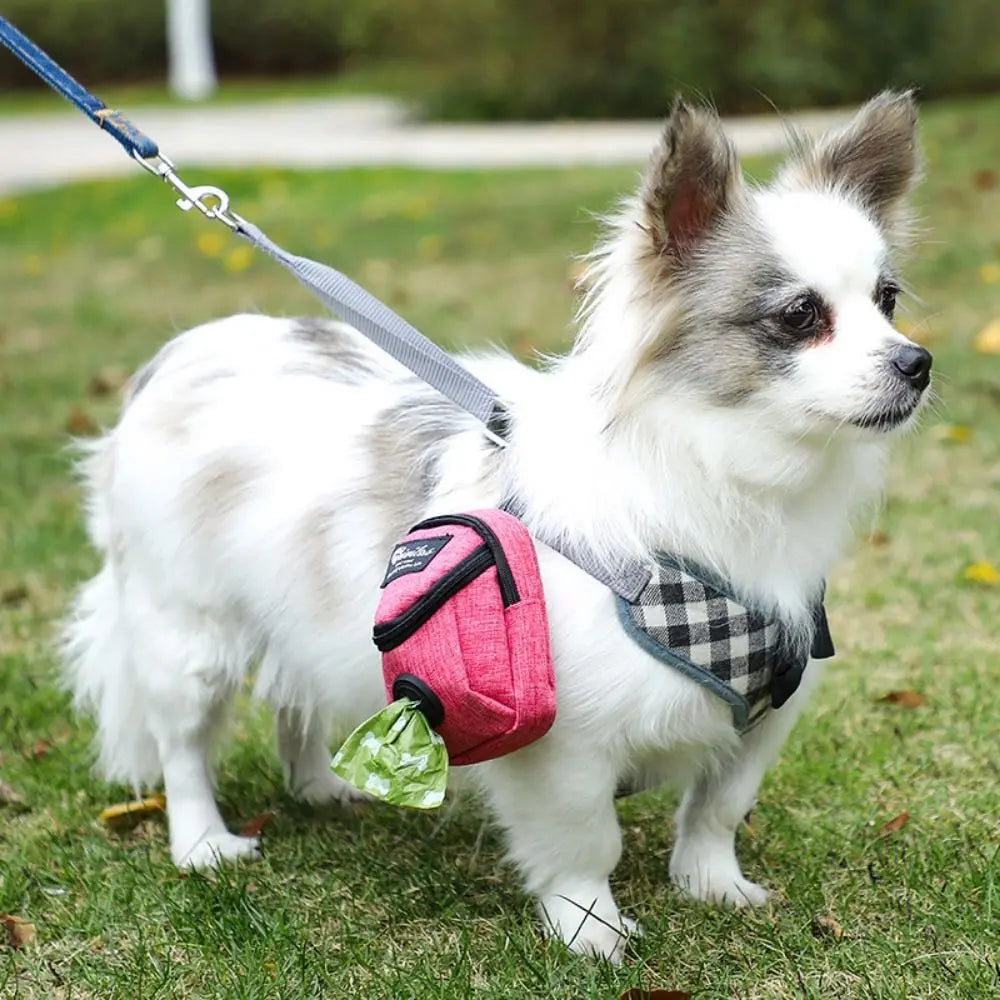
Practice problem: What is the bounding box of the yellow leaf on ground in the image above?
[963,561,1000,585]
[980,262,1000,284]
[99,793,166,830]
[418,234,444,261]
[940,424,974,444]
[402,196,434,221]
[223,246,254,273]
[19,253,45,276]
[196,231,225,258]
[974,319,1000,354]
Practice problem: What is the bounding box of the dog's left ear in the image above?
[640,98,743,264]
[781,90,921,237]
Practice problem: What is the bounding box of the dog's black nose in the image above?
[891,344,933,390]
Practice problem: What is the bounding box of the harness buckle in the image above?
[132,151,242,230]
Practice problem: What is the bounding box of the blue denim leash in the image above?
[0,15,158,159]
[0,14,652,602]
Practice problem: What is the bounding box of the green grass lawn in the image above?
[1,96,998,1000]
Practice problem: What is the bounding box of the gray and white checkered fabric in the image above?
[624,559,781,712]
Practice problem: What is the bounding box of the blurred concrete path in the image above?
[0,96,850,195]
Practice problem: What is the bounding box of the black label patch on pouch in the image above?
[381,535,452,587]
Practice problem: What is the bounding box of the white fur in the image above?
[62,111,925,961]
[755,190,917,431]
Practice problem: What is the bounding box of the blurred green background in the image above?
[3,0,1000,118]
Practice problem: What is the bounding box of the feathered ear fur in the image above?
[640,98,744,264]
[572,99,744,404]
[778,90,921,243]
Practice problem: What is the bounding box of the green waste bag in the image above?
[331,700,448,809]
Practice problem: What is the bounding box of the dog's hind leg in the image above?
[275,706,366,806]
[153,705,260,870]
[480,740,635,963]
[135,597,260,869]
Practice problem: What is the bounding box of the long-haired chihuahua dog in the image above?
[64,92,930,960]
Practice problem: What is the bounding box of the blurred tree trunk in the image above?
[167,0,217,100]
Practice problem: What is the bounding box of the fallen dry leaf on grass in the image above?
[974,319,1000,354]
[240,812,275,838]
[973,168,998,190]
[811,914,844,939]
[86,365,129,398]
[1,914,36,949]
[963,561,1000,586]
[1,584,28,606]
[66,406,98,435]
[879,812,910,837]
[878,690,926,708]
[26,739,51,761]
[99,793,166,831]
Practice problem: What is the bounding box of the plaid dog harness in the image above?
[615,556,834,731]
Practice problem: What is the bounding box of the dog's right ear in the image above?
[640,99,743,265]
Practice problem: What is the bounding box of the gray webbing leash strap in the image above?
[0,13,651,601]
[234,219,503,429]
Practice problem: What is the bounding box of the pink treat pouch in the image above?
[372,509,556,766]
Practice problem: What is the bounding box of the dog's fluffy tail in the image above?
[61,437,160,790]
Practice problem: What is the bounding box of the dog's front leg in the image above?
[669,667,821,906]
[480,740,634,962]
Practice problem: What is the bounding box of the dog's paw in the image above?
[669,851,770,907]
[678,872,770,907]
[540,894,639,963]
[291,769,370,807]
[175,833,261,870]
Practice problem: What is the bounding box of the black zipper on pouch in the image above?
[412,514,520,607]
[372,544,494,652]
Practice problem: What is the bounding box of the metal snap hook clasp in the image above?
[131,150,241,230]
[174,183,232,223]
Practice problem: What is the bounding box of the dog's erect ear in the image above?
[781,90,920,234]
[640,99,743,263]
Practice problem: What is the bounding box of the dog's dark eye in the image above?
[878,283,899,320]
[781,297,821,334]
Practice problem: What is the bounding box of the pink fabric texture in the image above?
[375,509,556,765]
